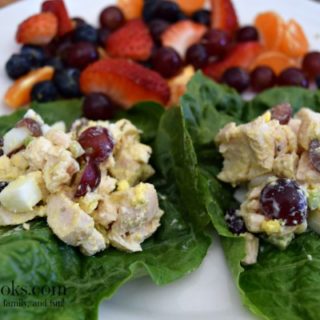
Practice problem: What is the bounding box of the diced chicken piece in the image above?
[242,213,265,233]
[0,205,45,226]
[109,142,154,185]
[94,195,118,227]
[10,151,29,171]
[273,153,299,179]
[78,192,101,214]
[297,151,320,184]
[241,233,259,265]
[80,229,106,256]
[96,174,117,196]
[0,155,24,181]
[50,121,66,132]
[274,125,297,155]
[47,194,106,255]
[25,137,54,170]
[109,119,140,143]
[47,194,94,245]
[288,118,301,136]
[45,129,71,149]
[296,108,320,150]
[43,148,79,193]
[95,183,163,252]
[216,112,297,185]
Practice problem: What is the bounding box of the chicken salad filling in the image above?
[0,109,163,255]
[216,103,320,264]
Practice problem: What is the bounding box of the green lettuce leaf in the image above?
[180,73,320,320]
[0,99,211,319]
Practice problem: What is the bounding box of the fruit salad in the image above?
[216,104,320,264]
[0,108,163,255]
[3,0,320,116]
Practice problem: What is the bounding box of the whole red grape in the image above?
[250,66,277,92]
[83,93,116,120]
[151,47,183,78]
[99,6,125,31]
[278,67,309,88]
[201,29,231,57]
[302,51,320,79]
[221,67,250,92]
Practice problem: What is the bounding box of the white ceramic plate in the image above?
[0,0,320,319]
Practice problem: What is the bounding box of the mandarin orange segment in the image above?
[4,66,54,109]
[117,0,143,19]
[254,11,285,49]
[279,19,309,58]
[171,0,205,15]
[250,51,298,74]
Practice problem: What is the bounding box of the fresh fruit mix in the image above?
[3,0,320,118]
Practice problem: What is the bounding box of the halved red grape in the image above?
[260,178,308,226]
[270,103,292,125]
[309,139,320,172]
[78,126,114,163]
[75,160,101,197]
[16,118,42,137]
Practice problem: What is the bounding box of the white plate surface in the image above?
[0,0,319,319]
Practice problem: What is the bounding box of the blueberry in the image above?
[177,11,188,21]
[72,17,87,28]
[53,68,81,98]
[192,9,211,27]
[45,56,64,70]
[143,0,181,23]
[5,54,32,79]
[21,45,46,68]
[153,1,181,22]
[143,0,162,22]
[31,81,59,103]
[74,24,98,43]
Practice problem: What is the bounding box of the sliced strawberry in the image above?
[16,12,58,45]
[106,19,153,61]
[203,42,262,80]
[42,0,73,36]
[80,58,170,109]
[210,0,239,34]
[161,20,207,58]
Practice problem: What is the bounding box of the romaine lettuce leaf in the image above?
[0,99,211,319]
[180,72,320,320]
